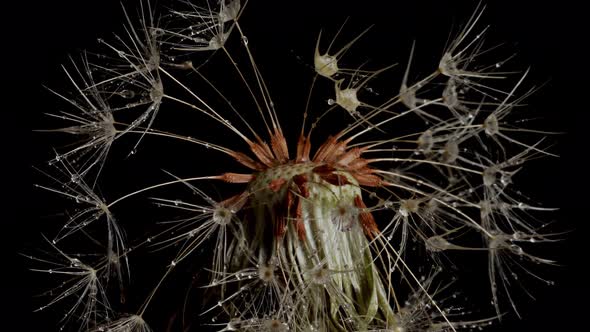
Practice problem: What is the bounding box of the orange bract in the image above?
[216,128,384,241]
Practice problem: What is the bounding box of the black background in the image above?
[5,0,588,331]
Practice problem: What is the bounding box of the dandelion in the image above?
[32,1,561,331]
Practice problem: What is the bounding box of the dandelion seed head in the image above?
[440,140,460,163]
[315,53,339,78]
[335,81,361,115]
[439,53,458,77]
[418,130,434,153]
[483,114,499,136]
[258,264,275,283]
[32,1,561,331]
[213,206,233,225]
[399,199,420,218]
[426,235,452,252]
[310,265,332,285]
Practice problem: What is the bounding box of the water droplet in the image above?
[71,174,80,184]
[121,89,135,99]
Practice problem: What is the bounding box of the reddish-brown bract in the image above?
[217,129,383,241]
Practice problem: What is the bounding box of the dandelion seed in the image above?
[26,240,112,331]
[91,314,152,332]
[314,24,372,78]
